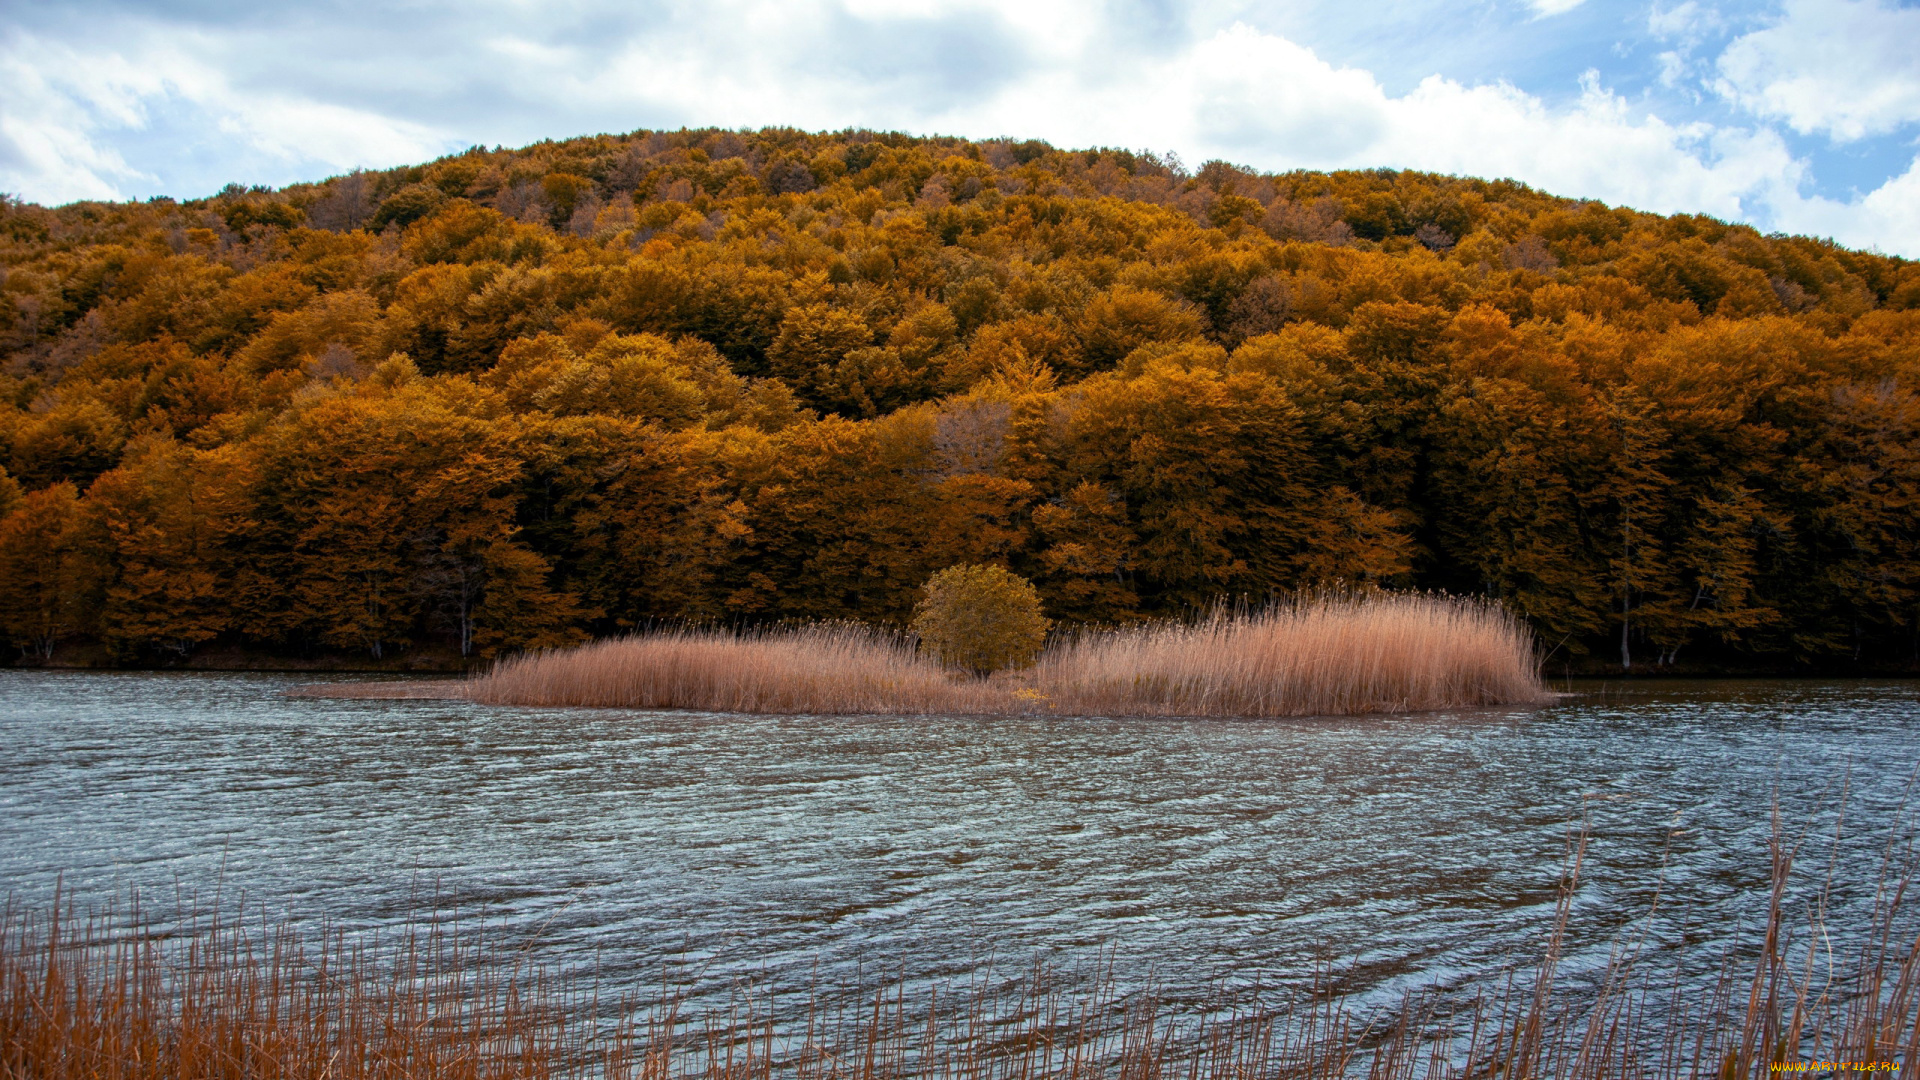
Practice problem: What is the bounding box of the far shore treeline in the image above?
[0,128,1916,673]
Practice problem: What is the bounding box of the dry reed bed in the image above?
[300,594,1547,717]
[296,680,473,699]
[466,624,1008,715]
[0,898,585,1080]
[6,819,1918,1079]
[1032,594,1543,718]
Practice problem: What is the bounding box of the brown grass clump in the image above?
[1029,592,1546,717]
[463,623,1009,715]
[299,592,1547,717]
[0,895,585,1080]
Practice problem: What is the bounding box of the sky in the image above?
[3,0,1918,255]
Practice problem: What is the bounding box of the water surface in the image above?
[3,671,1916,1014]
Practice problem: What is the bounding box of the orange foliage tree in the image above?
[1,129,1916,670]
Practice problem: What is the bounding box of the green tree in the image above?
[2,127,1918,673]
[767,303,873,402]
[0,465,21,520]
[1056,360,1317,607]
[1031,481,1140,622]
[370,183,448,231]
[911,564,1051,674]
[470,540,590,656]
[1427,378,1611,651]
[0,483,102,658]
[84,438,253,657]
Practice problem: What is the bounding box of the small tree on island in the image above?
[911,565,1052,675]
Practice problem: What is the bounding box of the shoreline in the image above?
[7,648,1916,680]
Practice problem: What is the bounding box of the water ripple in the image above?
[2,671,1917,1017]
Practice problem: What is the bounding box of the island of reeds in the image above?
[307,591,1549,717]
[1,128,1917,675]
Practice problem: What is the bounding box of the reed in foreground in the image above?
[302,593,1548,718]
[5,816,1917,1079]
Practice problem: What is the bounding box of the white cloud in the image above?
[1168,25,1391,160]
[0,42,152,201]
[0,26,454,202]
[214,97,449,172]
[1653,50,1688,89]
[1367,73,1805,224]
[1716,0,1920,141]
[931,24,1811,235]
[1528,0,1587,17]
[954,22,1915,254]
[1,1,1916,255]
[1647,1,1718,41]
[1645,1,1720,90]
[1769,154,1920,252]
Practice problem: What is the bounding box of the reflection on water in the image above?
[2,671,1917,1016]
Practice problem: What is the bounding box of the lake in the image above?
[3,670,1917,1021]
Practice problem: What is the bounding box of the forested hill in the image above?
[2,128,1916,671]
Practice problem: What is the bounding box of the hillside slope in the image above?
[1,128,1915,671]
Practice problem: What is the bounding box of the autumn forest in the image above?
[1,127,1916,672]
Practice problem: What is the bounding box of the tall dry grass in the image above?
[0,894,586,1080]
[6,815,1918,1079]
[1028,592,1545,718]
[312,592,1548,718]
[463,624,1009,714]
